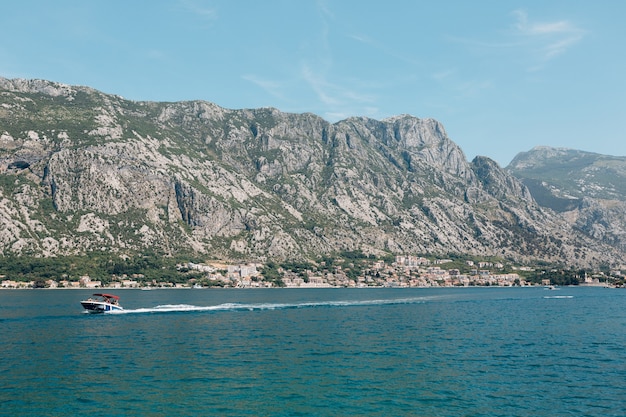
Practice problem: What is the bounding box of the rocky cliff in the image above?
[0,77,622,267]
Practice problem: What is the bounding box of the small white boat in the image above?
[80,293,124,313]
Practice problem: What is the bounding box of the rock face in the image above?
[0,77,622,266]
[507,146,626,253]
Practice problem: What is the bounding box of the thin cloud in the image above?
[447,10,586,64]
[432,69,455,81]
[298,62,379,121]
[512,10,586,59]
[301,63,375,107]
[315,0,334,21]
[241,74,289,102]
[177,0,217,21]
[300,63,341,107]
[513,10,573,35]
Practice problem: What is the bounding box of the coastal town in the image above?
[1,254,621,289]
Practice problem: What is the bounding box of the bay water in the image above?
[1,287,625,416]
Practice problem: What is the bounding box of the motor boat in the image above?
[80,293,124,313]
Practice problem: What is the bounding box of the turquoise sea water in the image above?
[1,287,625,416]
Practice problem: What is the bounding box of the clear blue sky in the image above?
[2,0,625,166]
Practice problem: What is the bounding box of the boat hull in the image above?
[80,301,124,313]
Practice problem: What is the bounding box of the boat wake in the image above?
[543,295,574,299]
[115,297,432,315]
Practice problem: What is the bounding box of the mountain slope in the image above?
[507,146,626,251]
[0,77,622,266]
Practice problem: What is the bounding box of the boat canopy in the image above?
[93,293,120,300]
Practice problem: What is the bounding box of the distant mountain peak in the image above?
[507,146,626,251]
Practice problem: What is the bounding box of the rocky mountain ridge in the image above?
[0,77,622,267]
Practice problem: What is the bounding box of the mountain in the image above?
[0,77,622,267]
[507,146,626,252]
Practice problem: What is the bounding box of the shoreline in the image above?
[1,284,611,290]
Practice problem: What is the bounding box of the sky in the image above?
[1,0,625,166]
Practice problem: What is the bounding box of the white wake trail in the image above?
[114,296,433,315]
